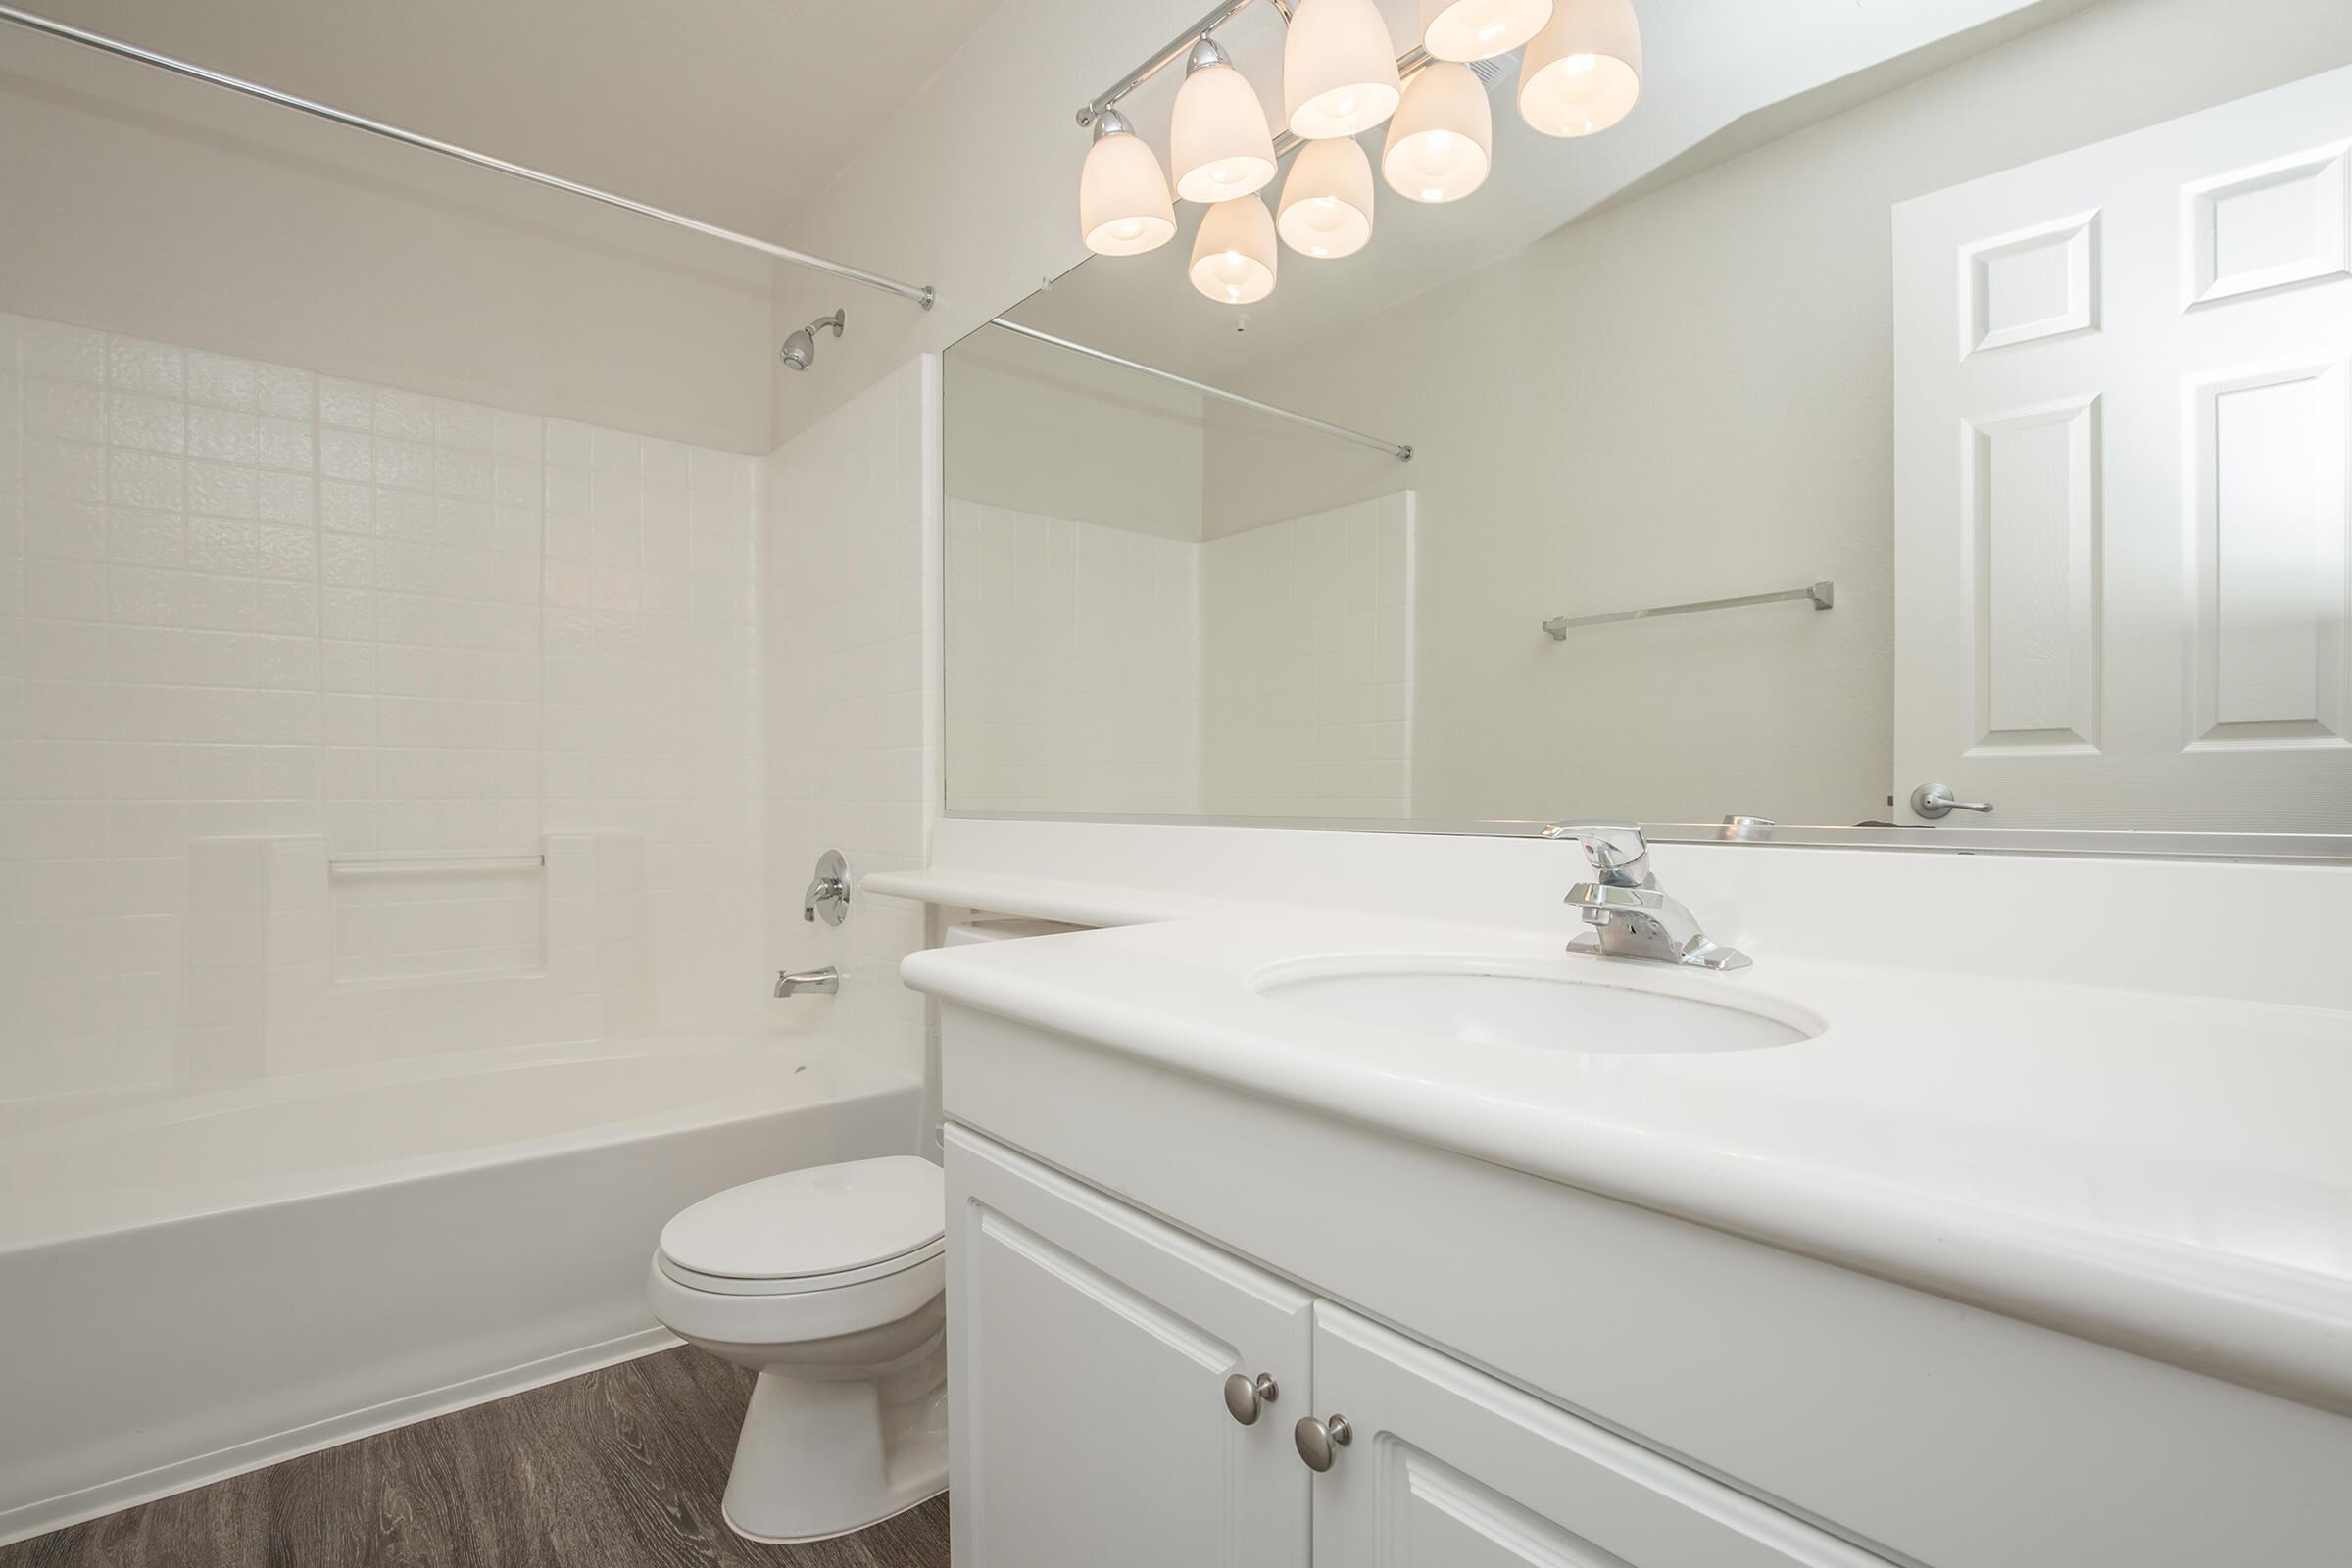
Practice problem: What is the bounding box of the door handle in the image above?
[1223,1371,1278,1425]
[1910,782,1992,819]
[1295,1414,1351,1472]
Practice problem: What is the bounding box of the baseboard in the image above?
[0,1326,682,1548]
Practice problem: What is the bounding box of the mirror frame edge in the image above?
[934,809,2352,864]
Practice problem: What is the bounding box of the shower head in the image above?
[780,308,846,371]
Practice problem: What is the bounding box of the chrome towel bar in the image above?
[1543,581,1834,641]
[327,852,545,877]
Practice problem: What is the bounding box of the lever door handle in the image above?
[1910,782,1992,818]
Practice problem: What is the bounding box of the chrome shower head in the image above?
[779,308,846,371]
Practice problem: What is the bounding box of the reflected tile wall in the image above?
[942,490,1413,821]
[1200,493,1415,819]
[944,498,1201,815]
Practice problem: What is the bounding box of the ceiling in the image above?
[1003,0,2104,383]
[3,0,1004,237]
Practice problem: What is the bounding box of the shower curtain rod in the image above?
[0,4,936,309]
[987,318,1412,461]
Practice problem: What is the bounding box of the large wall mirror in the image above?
[944,0,2352,848]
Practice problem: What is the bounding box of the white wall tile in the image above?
[0,311,770,1102]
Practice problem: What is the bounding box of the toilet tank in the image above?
[924,919,1085,1150]
[943,918,1086,948]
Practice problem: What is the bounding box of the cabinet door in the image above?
[1307,1304,1888,1568]
[946,1127,1314,1568]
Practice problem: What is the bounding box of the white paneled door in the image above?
[1893,66,2352,828]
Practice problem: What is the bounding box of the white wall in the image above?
[0,40,775,453]
[763,359,940,1092]
[1199,0,2352,826]
[0,312,766,1103]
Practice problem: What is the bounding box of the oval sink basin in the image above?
[1253,962,1813,1054]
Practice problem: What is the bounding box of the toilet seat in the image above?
[658,1154,944,1288]
[656,1236,945,1297]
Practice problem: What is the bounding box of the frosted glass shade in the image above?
[1278,136,1375,259]
[1079,126,1176,255]
[1419,0,1552,63]
[1518,0,1642,137]
[1172,61,1278,203]
[1190,194,1279,304]
[1283,0,1403,139]
[1383,62,1492,204]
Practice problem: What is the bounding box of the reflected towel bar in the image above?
[1543,581,1834,641]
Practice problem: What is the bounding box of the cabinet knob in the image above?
[1223,1371,1279,1425]
[1294,1414,1352,1472]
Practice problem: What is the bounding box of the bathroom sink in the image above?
[1253,962,1813,1054]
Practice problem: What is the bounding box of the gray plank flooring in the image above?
[1,1348,951,1568]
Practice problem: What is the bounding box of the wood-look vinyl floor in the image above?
[1,1347,950,1568]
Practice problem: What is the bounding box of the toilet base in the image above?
[718,1359,950,1544]
[722,1482,949,1545]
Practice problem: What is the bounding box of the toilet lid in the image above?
[658,1155,945,1282]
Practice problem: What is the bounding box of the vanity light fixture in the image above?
[1074,0,1643,302]
[1283,0,1403,138]
[1191,193,1280,303]
[1518,0,1642,137]
[1278,135,1376,257]
[1078,109,1178,255]
[1171,36,1278,202]
[1383,60,1493,203]
[1419,0,1554,63]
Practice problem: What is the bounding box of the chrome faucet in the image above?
[804,849,850,925]
[1542,821,1750,971]
[775,966,840,997]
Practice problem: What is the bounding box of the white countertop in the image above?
[902,908,2352,1414]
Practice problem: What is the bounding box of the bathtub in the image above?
[0,1033,922,1545]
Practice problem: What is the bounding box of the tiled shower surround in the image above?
[0,312,765,1102]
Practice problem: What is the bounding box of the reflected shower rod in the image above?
[988,318,1412,461]
[0,4,936,309]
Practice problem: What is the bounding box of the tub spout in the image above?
[775,966,840,998]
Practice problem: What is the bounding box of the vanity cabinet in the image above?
[946,1127,1884,1568]
[945,1128,1313,1568]
[931,1000,2352,1568]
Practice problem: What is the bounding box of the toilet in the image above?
[648,921,1079,1541]
[645,1154,949,1544]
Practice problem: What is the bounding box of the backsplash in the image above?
[0,312,763,1102]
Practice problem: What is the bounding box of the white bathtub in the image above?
[0,1033,923,1545]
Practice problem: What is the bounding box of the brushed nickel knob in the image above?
[1294,1413,1351,1471]
[1223,1371,1278,1425]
